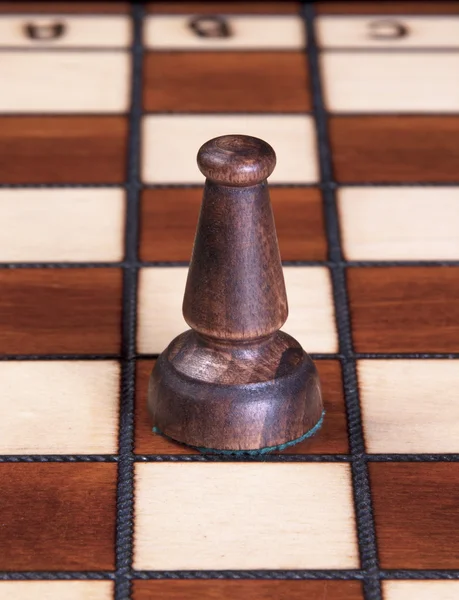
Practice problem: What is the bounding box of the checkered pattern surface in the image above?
[1,2,459,600]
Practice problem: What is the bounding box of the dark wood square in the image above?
[316,1,459,13]
[369,463,459,569]
[146,2,301,14]
[0,117,127,184]
[0,2,130,11]
[0,268,123,355]
[0,463,117,571]
[140,187,327,262]
[139,188,200,263]
[143,52,311,113]
[133,580,364,600]
[347,267,459,353]
[135,359,348,455]
[329,117,459,183]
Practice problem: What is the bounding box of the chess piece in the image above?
[188,15,231,38]
[25,21,66,41]
[148,135,324,453]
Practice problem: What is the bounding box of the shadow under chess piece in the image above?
[148,134,324,454]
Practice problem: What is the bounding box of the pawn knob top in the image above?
[197,134,276,187]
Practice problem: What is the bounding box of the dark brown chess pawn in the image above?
[148,134,324,454]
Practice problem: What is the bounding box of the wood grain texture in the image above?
[136,359,348,455]
[0,52,130,113]
[146,2,300,14]
[144,15,305,51]
[133,580,364,600]
[347,267,459,353]
[369,463,459,569]
[0,117,127,184]
[0,16,131,48]
[0,2,130,12]
[149,339,323,451]
[317,16,459,48]
[272,187,327,261]
[329,117,459,183]
[140,188,201,262]
[322,53,459,113]
[184,138,283,338]
[149,135,323,451]
[137,266,337,354]
[0,463,117,570]
[315,2,459,14]
[383,582,459,600]
[283,267,337,353]
[0,188,125,262]
[0,582,114,600]
[280,360,348,454]
[197,134,277,188]
[142,115,318,184]
[0,268,122,354]
[143,51,311,112]
[338,187,459,261]
[134,463,358,570]
[137,267,194,353]
[140,187,327,262]
[136,360,198,455]
[0,361,120,454]
[359,360,459,454]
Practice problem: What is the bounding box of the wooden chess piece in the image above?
[148,134,324,453]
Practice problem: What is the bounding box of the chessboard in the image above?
[0,2,459,600]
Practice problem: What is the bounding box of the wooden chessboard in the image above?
[1,2,459,599]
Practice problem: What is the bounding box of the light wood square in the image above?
[359,360,459,454]
[134,463,358,570]
[0,582,113,600]
[317,16,459,48]
[142,115,318,184]
[137,267,188,354]
[339,187,459,260]
[0,361,120,454]
[321,52,459,113]
[283,266,338,353]
[0,188,125,262]
[383,581,459,600]
[0,15,131,47]
[0,51,130,113]
[144,15,305,50]
[137,266,337,354]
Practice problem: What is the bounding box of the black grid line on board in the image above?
[5,259,459,268]
[3,452,459,464]
[0,572,116,581]
[3,260,459,271]
[303,4,382,600]
[114,3,143,600]
[2,350,459,363]
[2,568,459,582]
[4,260,459,270]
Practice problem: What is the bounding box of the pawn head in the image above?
[197,134,276,187]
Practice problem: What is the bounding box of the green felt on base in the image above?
[153,410,325,456]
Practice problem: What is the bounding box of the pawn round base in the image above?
[148,330,324,452]
[152,411,325,456]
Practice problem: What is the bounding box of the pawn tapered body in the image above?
[148,135,323,452]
